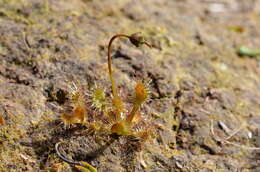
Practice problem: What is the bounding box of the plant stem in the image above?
[127,103,140,123]
[107,34,130,98]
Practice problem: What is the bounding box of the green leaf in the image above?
[75,161,97,172]
[238,46,260,57]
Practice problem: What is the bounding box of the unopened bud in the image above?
[129,32,146,47]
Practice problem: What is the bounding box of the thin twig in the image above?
[55,142,82,166]
[55,134,119,166]
[225,123,244,140]
[210,120,260,150]
[218,121,232,134]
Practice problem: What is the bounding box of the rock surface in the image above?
[0,0,259,171]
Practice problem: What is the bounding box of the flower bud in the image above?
[129,32,146,47]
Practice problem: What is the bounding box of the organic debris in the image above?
[0,115,5,126]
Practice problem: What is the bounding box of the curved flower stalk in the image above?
[107,33,153,135]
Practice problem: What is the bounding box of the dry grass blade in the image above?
[211,120,260,151]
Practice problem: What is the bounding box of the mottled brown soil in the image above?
[0,0,260,171]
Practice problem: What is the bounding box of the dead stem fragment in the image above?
[0,114,5,126]
[55,142,82,166]
[211,120,260,151]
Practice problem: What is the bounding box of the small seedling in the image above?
[57,33,154,168]
[61,86,87,126]
[60,32,153,137]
